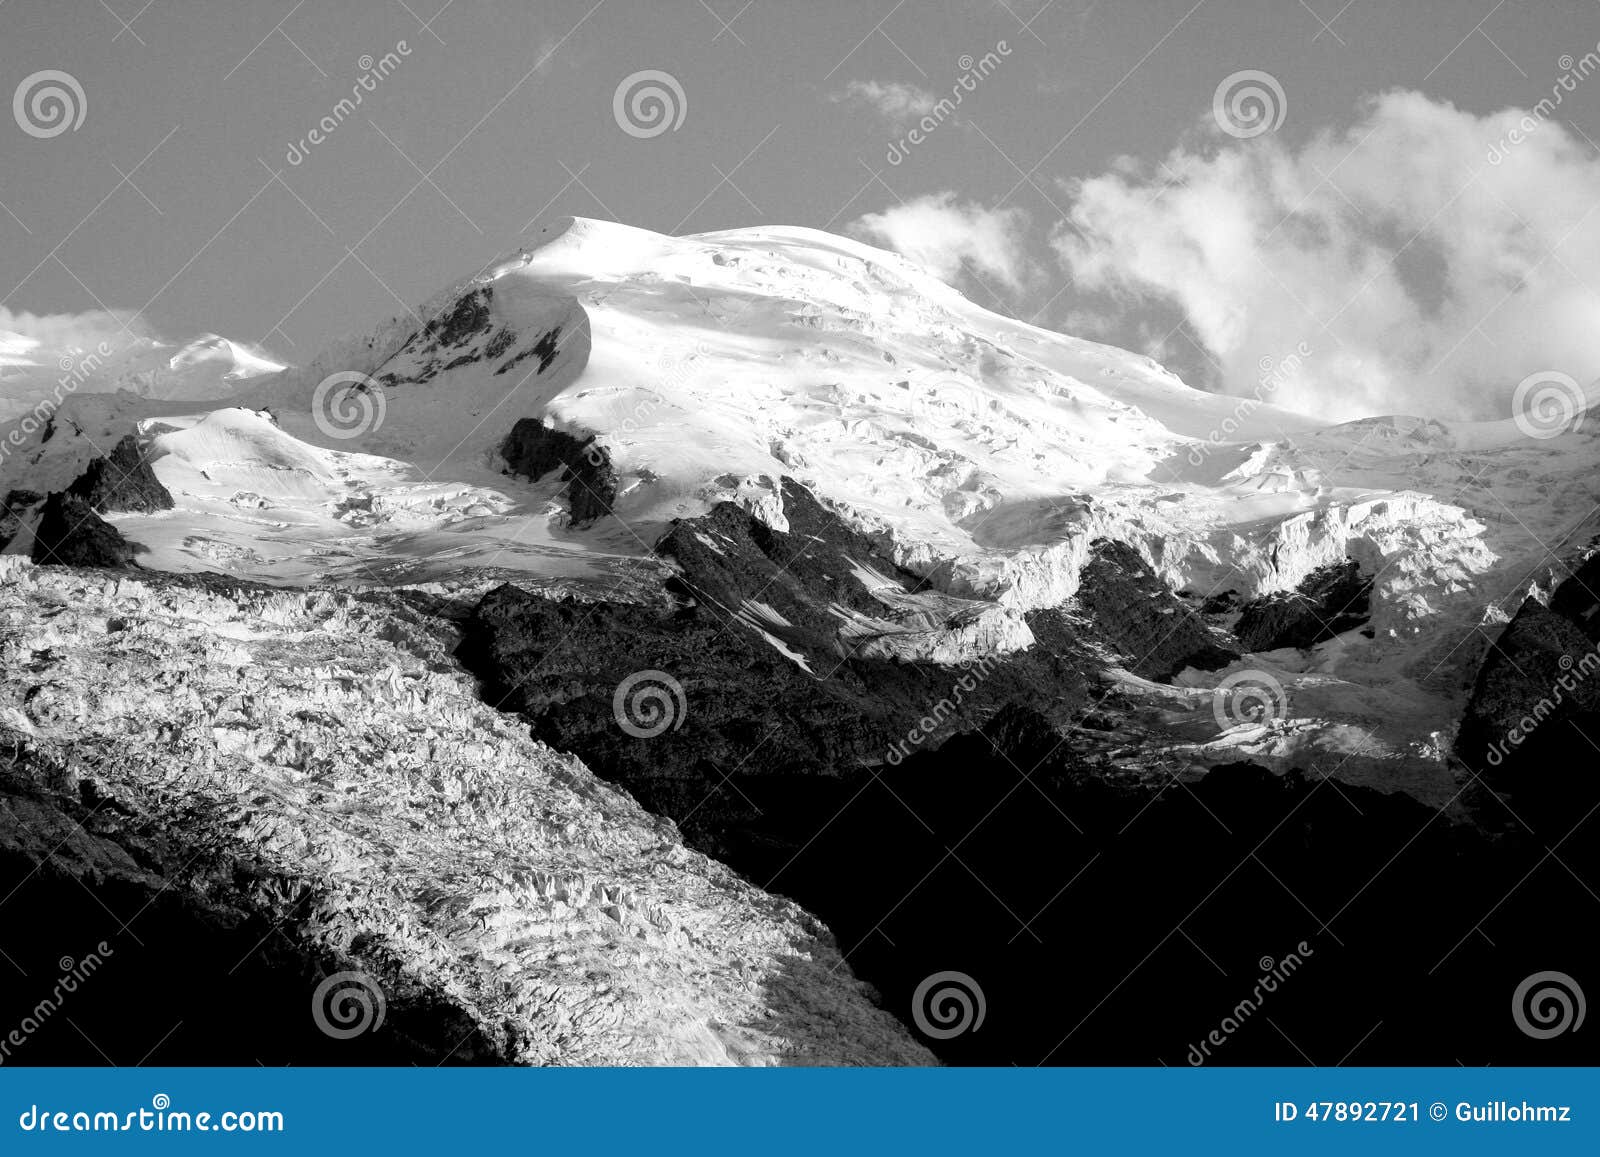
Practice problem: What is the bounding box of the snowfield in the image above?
[3,214,1596,803]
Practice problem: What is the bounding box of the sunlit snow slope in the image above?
[7,215,1597,800]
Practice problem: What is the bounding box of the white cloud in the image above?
[0,307,149,361]
[832,80,939,125]
[1053,90,1600,422]
[851,192,1036,294]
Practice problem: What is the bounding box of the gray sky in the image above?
[4,0,1600,417]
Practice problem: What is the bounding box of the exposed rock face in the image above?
[500,417,616,525]
[0,558,931,1066]
[30,493,139,568]
[1073,539,1237,681]
[1457,572,1600,807]
[1548,551,1600,641]
[458,479,1095,852]
[66,433,174,514]
[1233,559,1373,652]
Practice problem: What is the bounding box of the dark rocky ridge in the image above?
[375,284,567,389]
[1074,538,1238,680]
[459,479,1097,849]
[30,492,141,568]
[715,716,1597,1065]
[499,418,617,524]
[1233,559,1373,652]
[66,433,174,514]
[1457,554,1600,809]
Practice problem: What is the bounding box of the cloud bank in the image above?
[851,192,1036,295]
[1053,90,1600,422]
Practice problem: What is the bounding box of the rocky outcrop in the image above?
[30,492,140,568]
[1457,574,1600,807]
[66,433,174,514]
[500,417,616,525]
[457,478,1096,851]
[1073,539,1237,681]
[0,558,931,1066]
[1233,559,1373,652]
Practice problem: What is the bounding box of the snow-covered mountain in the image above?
[3,215,1597,1066]
[0,324,284,428]
[4,216,1581,790]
